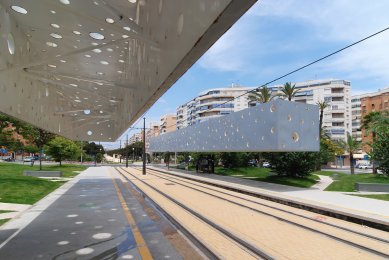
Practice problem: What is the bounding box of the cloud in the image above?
[198,0,389,87]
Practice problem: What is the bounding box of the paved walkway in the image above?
[0,203,31,221]
[0,167,194,259]
[150,166,389,226]
[312,175,333,190]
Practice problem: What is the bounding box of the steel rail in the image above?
[115,167,275,260]
[145,167,389,244]
[130,167,389,258]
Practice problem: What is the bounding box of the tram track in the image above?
[145,167,389,244]
[115,167,389,259]
[114,167,273,259]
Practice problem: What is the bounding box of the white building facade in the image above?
[176,80,352,142]
[271,79,352,142]
[176,85,254,129]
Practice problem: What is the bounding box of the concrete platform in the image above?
[149,166,389,229]
[0,167,197,259]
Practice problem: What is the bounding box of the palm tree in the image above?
[316,101,328,137]
[340,133,361,174]
[281,82,299,101]
[248,86,274,104]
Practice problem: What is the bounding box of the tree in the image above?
[317,138,344,168]
[219,152,250,168]
[363,111,389,175]
[248,86,274,104]
[363,111,389,136]
[83,142,105,163]
[31,129,55,170]
[317,101,328,137]
[339,133,361,174]
[280,82,299,101]
[370,131,389,176]
[263,152,317,177]
[44,137,79,166]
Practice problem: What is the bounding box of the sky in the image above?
[103,0,389,149]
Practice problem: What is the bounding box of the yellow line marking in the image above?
[109,169,153,260]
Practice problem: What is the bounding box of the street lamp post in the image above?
[132,147,135,161]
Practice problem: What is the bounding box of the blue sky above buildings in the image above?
[104,0,389,148]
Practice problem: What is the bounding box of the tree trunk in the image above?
[350,153,354,175]
[371,132,377,174]
[59,155,62,167]
[319,109,323,137]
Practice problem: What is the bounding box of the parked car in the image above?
[248,159,258,167]
[3,157,14,162]
[358,164,372,169]
[23,157,34,162]
[262,161,271,168]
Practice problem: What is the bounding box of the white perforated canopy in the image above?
[0,0,256,141]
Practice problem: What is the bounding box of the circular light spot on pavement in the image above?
[76,248,94,255]
[11,5,28,14]
[57,241,69,246]
[108,218,116,222]
[67,214,78,218]
[50,33,62,39]
[52,229,59,232]
[70,232,77,235]
[106,18,114,24]
[89,32,105,40]
[121,255,134,259]
[60,0,70,5]
[94,225,103,229]
[7,34,15,55]
[75,221,84,225]
[92,233,112,240]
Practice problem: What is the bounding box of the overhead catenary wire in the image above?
[110,25,389,147]
[160,26,389,130]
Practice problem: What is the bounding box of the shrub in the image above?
[263,152,317,177]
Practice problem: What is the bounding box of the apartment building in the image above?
[360,88,389,150]
[129,132,142,144]
[271,79,352,142]
[145,122,160,151]
[160,114,177,134]
[176,85,254,129]
[351,95,366,142]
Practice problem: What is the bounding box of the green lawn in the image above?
[317,171,389,192]
[350,194,389,201]
[0,210,14,214]
[0,219,10,226]
[214,167,319,188]
[0,163,87,204]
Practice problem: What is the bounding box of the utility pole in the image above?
[125,134,129,168]
[143,117,146,175]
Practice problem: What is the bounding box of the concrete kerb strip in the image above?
[148,166,389,229]
[0,170,83,249]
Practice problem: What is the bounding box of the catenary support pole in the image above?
[119,140,122,163]
[126,134,129,168]
[143,117,146,175]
